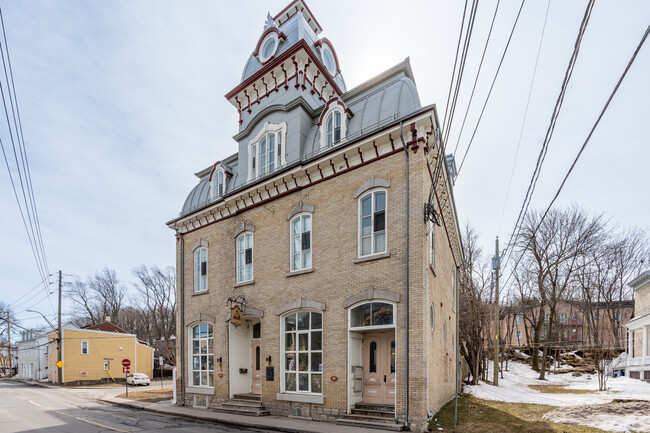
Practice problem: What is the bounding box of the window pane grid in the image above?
[191,324,213,387]
[237,233,253,282]
[290,215,312,271]
[283,312,322,394]
[359,191,387,257]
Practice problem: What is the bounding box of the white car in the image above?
[126,373,150,386]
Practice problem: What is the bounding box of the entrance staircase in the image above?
[211,393,269,416]
[336,403,403,431]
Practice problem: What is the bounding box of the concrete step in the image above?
[343,413,398,424]
[211,405,270,417]
[336,418,404,431]
[223,399,265,408]
[232,393,261,401]
[350,408,396,418]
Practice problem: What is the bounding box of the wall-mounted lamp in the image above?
[265,356,272,363]
[217,357,223,363]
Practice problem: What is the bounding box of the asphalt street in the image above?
[0,380,272,433]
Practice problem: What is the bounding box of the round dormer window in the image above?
[258,33,279,63]
[321,45,336,76]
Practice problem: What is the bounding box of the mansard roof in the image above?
[178,59,420,217]
[239,3,346,92]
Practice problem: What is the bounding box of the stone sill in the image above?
[285,268,314,278]
[234,280,255,288]
[276,392,324,404]
[191,290,209,297]
[186,386,214,395]
[353,252,391,264]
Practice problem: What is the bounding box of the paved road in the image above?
[0,380,272,433]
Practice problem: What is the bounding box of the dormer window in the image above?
[318,99,351,149]
[326,111,341,146]
[248,122,287,181]
[212,169,224,199]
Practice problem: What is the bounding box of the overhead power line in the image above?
[502,22,650,290]
[501,0,596,267]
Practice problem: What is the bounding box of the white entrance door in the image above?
[362,331,395,404]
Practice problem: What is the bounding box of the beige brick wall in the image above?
[173,149,458,431]
[635,283,650,317]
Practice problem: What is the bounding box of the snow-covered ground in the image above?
[465,361,650,432]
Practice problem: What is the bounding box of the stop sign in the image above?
[122,359,131,367]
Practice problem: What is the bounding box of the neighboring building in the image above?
[47,320,154,385]
[625,270,650,380]
[0,344,17,376]
[17,328,49,381]
[166,1,462,431]
[500,299,633,350]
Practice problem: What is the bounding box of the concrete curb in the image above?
[9,378,52,389]
[97,398,315,433]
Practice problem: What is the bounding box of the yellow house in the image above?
[47,321,154,385]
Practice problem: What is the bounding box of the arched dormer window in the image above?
[326,111,341,147]
[212,169,224,199]
[248,122,287,181]
[318,99,352,149]
[209,162,231,200]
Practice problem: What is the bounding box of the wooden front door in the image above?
[362,332,396,404]
[251,339,261,394]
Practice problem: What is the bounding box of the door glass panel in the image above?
[391,340,396,373]
[256,346,260,370]
[369,341,377,373]
[372,303,393,326]
[253,323,261,339]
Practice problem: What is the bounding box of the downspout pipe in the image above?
[399,121,410,429]
[176,227,186,406]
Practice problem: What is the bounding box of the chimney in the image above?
[105,316,111,323]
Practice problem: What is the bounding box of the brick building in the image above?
[500,299,633,351]
[166,1,462,431]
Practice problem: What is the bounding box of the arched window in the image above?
[248,122,286,181]
[326,110,341,146]
[190,323,214,387]
[281,311,322,394]
[236,232,253,283]
[359,190,386,257]
[350,302,394,328]
[194,247,207,293]
[290,214,312,271]
[212,170,225,199]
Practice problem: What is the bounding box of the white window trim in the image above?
[81,340,89,355]
[257,32,280,63]
[357,189,387,258]
[319,106,347,149]
[279,310,323,395]
[236,232,254,283]
[194,247,208,293]
[188,323,214,388]
[348,300,396,331]
[319,43,337,76]
[247,122,287,181]
[428,219,435,270]
[290,213,312,272]
[211,168,226,199]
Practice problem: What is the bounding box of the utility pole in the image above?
[492,237,500,387]
[57,270,62,385]
[6,312,11,377]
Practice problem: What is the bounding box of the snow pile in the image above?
[464,361,650,431]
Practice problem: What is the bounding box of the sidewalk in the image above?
[99,395,386,433]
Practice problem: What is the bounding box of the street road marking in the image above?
[28,399,128,432]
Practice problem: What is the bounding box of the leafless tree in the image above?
[459,224,492,384]
[517,206,605,380]
[67,268,126,327]
[132,265,176,364]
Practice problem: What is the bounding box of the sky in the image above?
[0,0,648,331]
